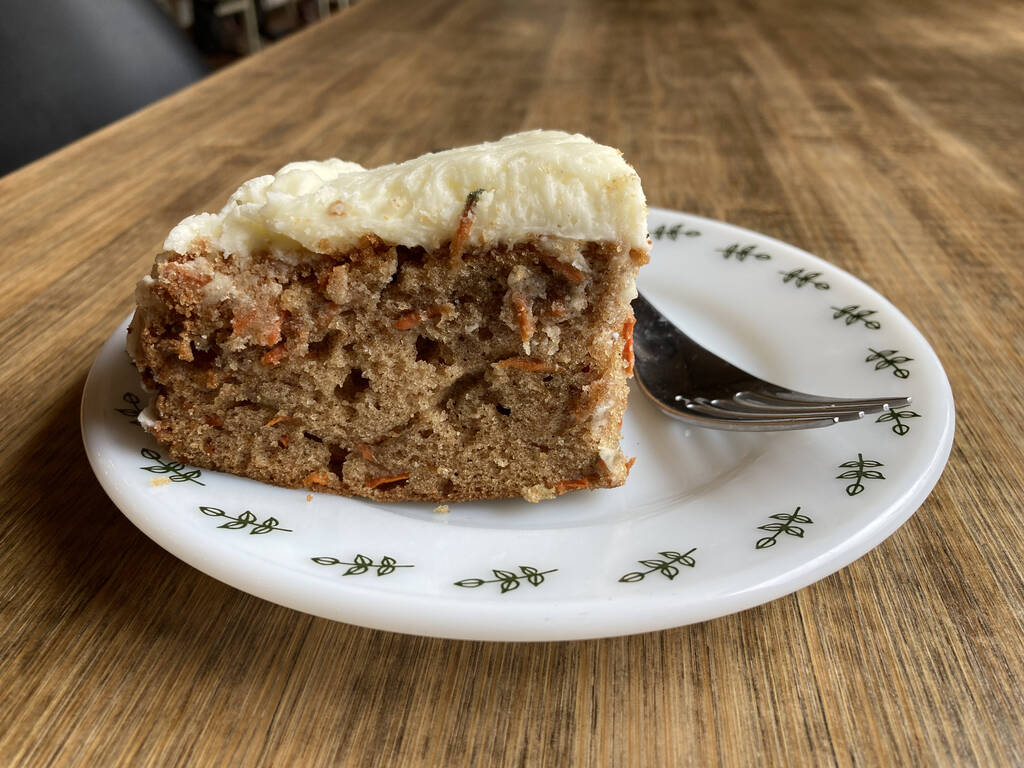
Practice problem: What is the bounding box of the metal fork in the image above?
[632,294,911,431]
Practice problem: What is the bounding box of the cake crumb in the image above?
[433,504,450,514]
[306,494,313,502]
[521,484,556,503]
[150,477,171,487]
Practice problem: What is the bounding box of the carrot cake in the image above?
[127,130,649,501]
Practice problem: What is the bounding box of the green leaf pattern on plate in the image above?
[830,304,881,329]
[115,391,143,425]
[876,407,921,436]
[199,506,292,533]
[619,548,697,583]
[651,223,701,240]
[756,507,813,550]
[140,448,205,485]
[865,348,912,379]
[836,454,885,496]
[454,566,557,593]
[779,267,830,290]
[717,243,771,261]
[312,554,413,576]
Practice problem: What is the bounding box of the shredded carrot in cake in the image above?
[512,296,535,343]
[365,473,410,489]
[394,311,422,330]
[538,252,585,284]
[261,343,287,367]
[303,471,332,486]
[625,457,637,471]
[354,443,376,461]
[262,320,283,348]
[495,357,558,372]
[395,304,450,331]
[278,434,290,448]
[263,415,287,427]
[449,189,483,262]
[554,477,591,494]
[622,314,635,376]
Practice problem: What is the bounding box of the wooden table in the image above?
[3,0,1022,764]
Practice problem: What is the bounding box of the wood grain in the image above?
[2,0,1023,765]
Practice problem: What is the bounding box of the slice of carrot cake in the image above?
[128,130,649,502]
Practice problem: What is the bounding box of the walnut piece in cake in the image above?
[128,131,649,502]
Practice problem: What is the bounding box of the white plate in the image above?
[82,209,954,641]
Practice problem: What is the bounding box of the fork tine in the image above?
[664,408,847,432]
[734,391,911,414]
[687,400,865,422]
[699,398,867,420]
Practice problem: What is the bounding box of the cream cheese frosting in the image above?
[164,130,648,258]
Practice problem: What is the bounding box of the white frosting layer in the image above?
[164,131,648,257]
